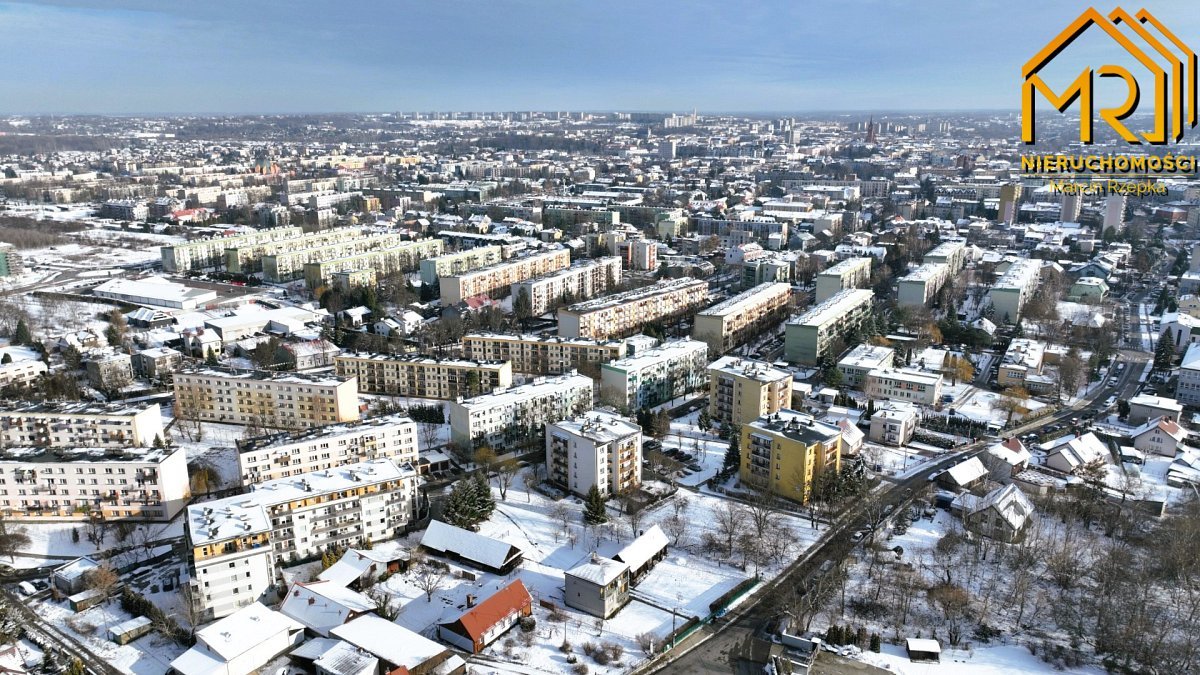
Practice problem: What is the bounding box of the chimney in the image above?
[466,594,476,608]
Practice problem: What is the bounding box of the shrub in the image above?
[572,664,589,675]
[559,641,572,653]
[870,633,882,653]
[605,642,624,660]
[582,642,597,656]
[594,650,611,665]
[636,632,657,655]
[519,616,536,632]
[856,626,868,648]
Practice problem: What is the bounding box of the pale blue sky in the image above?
[1,0,1198,114]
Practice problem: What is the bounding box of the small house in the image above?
[170,603,305,675]
[1127,394,1183,425]
[437,580,532,654]
[906,638,941,663]
[937,456,988,491]
[420,520,523,574]
[109,616,153,645]
[962,484,1036,543]
[52,557,101,595]
[318,548,408,591]
[564,553,630,619]
[279,581,375,637]
[332,614,466,675]
[1043,432,1110,474]
[984,437,1031,477]
[1130,416,1188,457]
[612,524,669,583]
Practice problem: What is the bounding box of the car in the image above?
[940,394,954,403]
[850,531,866,542]
[883,504,895,515]
[688,463,703,472]
[17,582,35,596]
[926,470,943,482]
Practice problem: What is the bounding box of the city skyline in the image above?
[4,0,1199,115]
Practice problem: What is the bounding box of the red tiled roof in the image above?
[446,579,531,642]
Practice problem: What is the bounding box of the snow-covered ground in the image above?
[657,410,727,487]
[953,389,1047,427]
[856,642,1102,675]
[29,595,187,674]
[365,469,821,673]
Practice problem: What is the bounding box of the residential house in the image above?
[1130,416,1188,457]
[937,457,988,491]
[331,614,465,675]
[1128,394,1183,425]
[983,437,1032,478]
[1043,433,1110,474]
[437,580,533,654]
[419,520,523,574]
[170,603,305,675]
[612,525,668,583]
[961,484,1036,543]
[279,581,375,637]
[564,554,630,619]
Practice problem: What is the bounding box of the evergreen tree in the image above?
[153,434,164,449]
[723,433,740,471]
[442,481,477,529]
[472,472,495,523]
[865,398,876,419]
[1155,336,1176,372]
[583,484,608,524]
[0,353,9,365]
[13,319,31,346]
[205,348,219,367]
[697,408,712,434]
[513,287,533,320]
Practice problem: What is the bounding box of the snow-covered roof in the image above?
[315,640,379,675]
[331,614,446,670]
[1047,433,1109,470]
[968,484,1034,531]
[566,554,629,586]
[1129,394,1182,413]
[280,581,375,637]
[1130,416,1187,443]
[420,519,522,571]
[318,548,402,588]
[53,556,100,582]
[987,437,1031,467]
[943,457,987,486]
[613,525,668,572]
[175,603,302,673]
[906,638,941,653]
[438,579,532,642]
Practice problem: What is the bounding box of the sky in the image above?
[1,0,1200,114]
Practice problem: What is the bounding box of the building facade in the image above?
[419,245,506,286]
[546,410,642,498]
[864,368,944,406]
[440,248,571,304]
[448,373,594,450]
[814,257,872,303]
[511,257,622,317]
[989,259,1042,324]
[333,354,512,399]
[173,368,360,430]
[784,289,874,365]
[557,277,710,341]
[0,401,164,448]
[897,263,950,308]
[236,416,418,485]
[837,344,895,387]
[160,226,303,272]
[600,339,708,410]
[462,333,626,375]
[707,356,793,427]
[740,409,842,504]
[693,282,792,356]
[303,239,445,289]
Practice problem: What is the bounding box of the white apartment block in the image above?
[864,368,944,406]
[462,333,627,375]
[0,445,189,521]
[897,262,950,307]
[0,401,164,448]
[0,359,47,389]
[303,239,445,289]
[236,415,418,486]
[814,257,873,303]
[989,259,1043,324]
[160,226,303,272]
[707,356,792,427]
[600,339,708,410]
[333,353,512,399]
[225,226,366,274]
[1178,343,1200,407]
[440,248,571,304]
[924,239,968,275]
[784,289,875,365]
[837,344,896,387]
[173,368,360,430]
[419,245,506,286]
[186,457,420,621]
[557,277,710,341]
[262,232,408,282]
[547,410,642,498]
[693,282,792,356]
[448,373,594,450]
[512,257,622,316]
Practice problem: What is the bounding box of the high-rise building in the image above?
[546,410,642,498]
[173,368,360,430]
[448,374,594,450]
[740,409,842,504]
[600,339,708,409]
[1060,192,1082,223]
[693,282,793,356]
[707,356,793,427]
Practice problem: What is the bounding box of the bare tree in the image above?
[189,461,222,497]
[550,502,572,543]
[713,500,746,559]
[495,459,520,501]
[408,554,446,602]
[176,585,203,638]
[624,499,646,540]
[0,516,30,563]
[367,588,402,620]
[662,513,689,547]
[83,564,120,604]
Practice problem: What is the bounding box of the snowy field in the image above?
[857,642,1103,675]
[30,596,187,674]
[365,468,822,673]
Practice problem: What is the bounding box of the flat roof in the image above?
[602,339,707,373]
[708,355,791,382]
[455,373,592,410]
[787,288,873,328]
[748,409,841,445]
[899,262,947,282]
[0,445,179,465]
[697,282,791,317]
[336,352,507,368]
[563,277,707,313]
[176,366,352,387]
[236,414,415,454]
[838,344,894,369]
[551,409,641,443]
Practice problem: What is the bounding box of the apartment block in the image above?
[334,353,512,399]
[173,368,360,430]
[448,374,594,451]
[160,226,303,272]
[0,445,189,521]
[814,257,872,303]
[512,257,622,317]
[924,239,968,275]
[989,259,1043,324]
[600,339,708,410]
[304,238,445,289]
[740,409,842,505]
[546,409,642,498]
[784,289,875,365]
[1177,343,1200,407]
[693,282,792,356]
[462,333,627,375]
[864,368,944,406]
[186,457,420,621]
[557,277,710,341]
[236,415,418,486]
[0,359,47,389]
[707,356,792,427]
[440,248,571,304]
[224,226,366,274]
[997,338,1046,389]
[835,344,894,388]
[263,232,408,282]
[419,245,506,286]
[0,243,24,278]
[897,262,950,307]
[0,401,164,448]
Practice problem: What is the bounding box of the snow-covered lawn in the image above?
[29,596,187,674]
[367,470,822,673]
[9,519,183,569]
[954,390,1048,427]
[658,410,727,487]
[856,641,1102,675]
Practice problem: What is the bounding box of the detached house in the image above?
[437,580,533,654]
[1043,433,1110,474]
[961,484,1036,543]
[420,520,523,574]
[612,524,669,583]
[565,553,630,618]
[279,581,375,637]
[984,437,1032,477]
[1130,416,1188,457]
